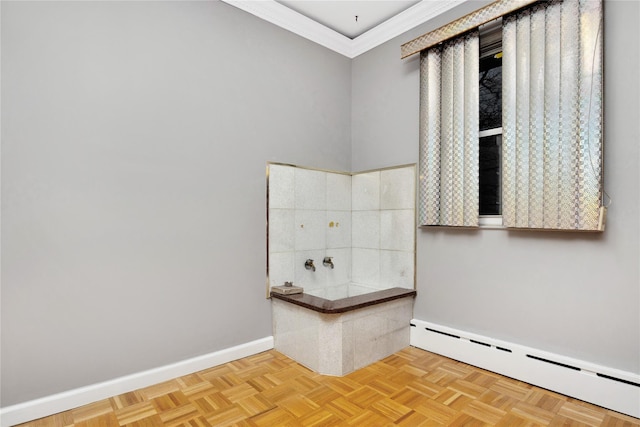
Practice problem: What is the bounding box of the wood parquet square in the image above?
[16,347,640,426]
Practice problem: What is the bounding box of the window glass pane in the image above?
[479,54,502,131]
[479,134,501,215]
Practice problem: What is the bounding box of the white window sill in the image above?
[479,216,504,229]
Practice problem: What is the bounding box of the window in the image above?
[415,0,603,231]
[479,26,502,222]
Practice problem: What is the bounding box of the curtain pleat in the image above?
[502,0,603,230]
[543,3,561,229]
[418,49,441,225]
[463,36,479,226]
[419,32,479,227]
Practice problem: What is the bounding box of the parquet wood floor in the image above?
[17,347,640,427]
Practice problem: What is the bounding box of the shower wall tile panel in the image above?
[268,165,295,209]
[326,173,352,211]
[352,171,380,210]
[381,167,416,209]
[295,210,326,251]
[324,247,351,286]
[380,250,414,289]
[294,168,326,210]
[268,209,295,253]
[295,249,327,291]
[268,164,415,292]
[352,211,380,249]
[380,210,415,251]
[268,251,295,290]
[326,210,351,249]
[352,248,380,287]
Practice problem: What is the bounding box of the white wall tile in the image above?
[352,171,380,211]
[269,164,415,299]
[380,250,414,289]
[268,251,295,288]
[272,300,320,372]
[318,319,343,376]
[268,164,295,209]
[352,299,412,370]
[295,210,326,251]
[324,247,351,286]
[380,166,415,210]
[294,249,326,291]
[351,248,379,287]
[380,209,415,251]
[326,210,351,249]
[341,320,355,374]
[268,209,295,253]
[352,211,380,249]
[348,283,378,297]
[307,285,343,300]
[273,295,412,377]
[295,168,326,210]
[326,172,351,211]
[353,310,386,367]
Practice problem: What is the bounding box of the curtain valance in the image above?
[401,0,538,59]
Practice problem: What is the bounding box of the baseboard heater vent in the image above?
[425,327,460,339]
[419,324,637,386]
[597,373,640,388]
[424,326,512,353]
[526,354,581,371]
[410,319,640,418]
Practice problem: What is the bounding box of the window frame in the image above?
[478,128,503,227]
[478,22,504,228]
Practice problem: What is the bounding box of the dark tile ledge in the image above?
[270,287,416,314]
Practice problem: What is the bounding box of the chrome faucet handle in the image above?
[304,259,316,272]
[323,257,334,269]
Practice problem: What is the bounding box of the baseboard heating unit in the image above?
[410,319,640,418]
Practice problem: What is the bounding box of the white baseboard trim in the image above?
[0,336,274,427]
[410,320,640,418]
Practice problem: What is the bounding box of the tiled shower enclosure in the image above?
[267,163,416,296]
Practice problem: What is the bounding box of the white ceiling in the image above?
[276,1,420,39]
[221,0,471,58]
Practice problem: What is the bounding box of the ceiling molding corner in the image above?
[221,0,354,57]
[351,0,468,58]
[221,0,471,59]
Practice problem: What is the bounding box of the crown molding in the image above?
[351,0,467,58]
[221,0,353,57]
[221,0,470,59]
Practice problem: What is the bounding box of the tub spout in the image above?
[305,259,316,272]
[323,257,334,269]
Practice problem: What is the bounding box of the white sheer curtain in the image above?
[419,31,479,227]
[502,0,604,230]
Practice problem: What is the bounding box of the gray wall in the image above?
[352,0,639,374]
[1,1,351,406]
[2,0,638,410]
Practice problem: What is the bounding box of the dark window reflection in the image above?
[479,55,502,131]
[479,135,501,215]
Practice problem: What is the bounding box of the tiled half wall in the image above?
[267,163,416,295]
